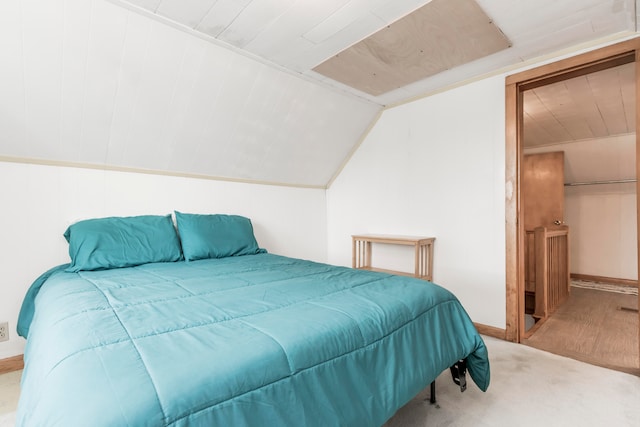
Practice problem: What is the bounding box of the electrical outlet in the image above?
[0,322,8,342]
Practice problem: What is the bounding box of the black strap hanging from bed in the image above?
[449,359,467,392]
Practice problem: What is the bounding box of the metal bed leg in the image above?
[430,359,467,407]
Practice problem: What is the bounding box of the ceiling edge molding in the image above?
[105,0,383,108]
[325,109,384,189]
[0,156,326,190]
[385,31,640,111]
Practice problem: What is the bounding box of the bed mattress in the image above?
[17,253,489,426]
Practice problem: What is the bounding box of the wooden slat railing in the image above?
[533,226,570,320]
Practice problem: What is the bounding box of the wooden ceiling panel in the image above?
[620,64,636,131]
[588,69,631,135]
[524,62,635,148]
[312,0,510,96]
[523,112,555,145]
[523,91,573,144]
[562,77,608,139]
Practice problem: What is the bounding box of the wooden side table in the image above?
[351,234,435,281]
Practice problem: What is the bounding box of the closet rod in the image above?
[564,178,637,187]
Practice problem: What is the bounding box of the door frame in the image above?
[504,37,640,358]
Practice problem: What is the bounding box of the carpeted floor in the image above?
[1,336,639,426]
[0,370,19,427]
[384,336,639,426]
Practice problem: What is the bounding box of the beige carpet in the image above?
[2,337,639,426]
[385,336,640,426]
[0,370,19,427]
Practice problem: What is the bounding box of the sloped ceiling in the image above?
[0,0,638,188]
[525,134,636,196]
[524,62,635,148]
[0,0,379,188]
[114,0,637,105]
[523,61,636,194]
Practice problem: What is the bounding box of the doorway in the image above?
[504,38,640,373]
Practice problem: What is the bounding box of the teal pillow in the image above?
[175,211,265,261]
[64,215,182,272]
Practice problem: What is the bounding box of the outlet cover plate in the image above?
[0,322,8,342]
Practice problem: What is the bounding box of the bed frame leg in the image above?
[429,381,436,404]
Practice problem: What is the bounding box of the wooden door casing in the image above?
[505,38,640,359]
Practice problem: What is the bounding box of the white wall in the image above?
[526,135,638,280]
[566,188,637,280]
[327,76,507,328]
[0,161,327,359]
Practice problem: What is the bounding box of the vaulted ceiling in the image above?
[0,0,638,188]
[115,0,638,105]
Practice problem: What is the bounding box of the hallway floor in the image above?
[523,286,639,374]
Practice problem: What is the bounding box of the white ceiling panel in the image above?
[303,0,369,44]
[243,0,351,59]
[156,0,216,29]
[110,0,636,106]
[195,0,253,38]
[217,0,297,48]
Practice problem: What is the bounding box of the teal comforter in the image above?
[17,254,489,426]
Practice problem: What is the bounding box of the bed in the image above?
[16,213,490,426]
